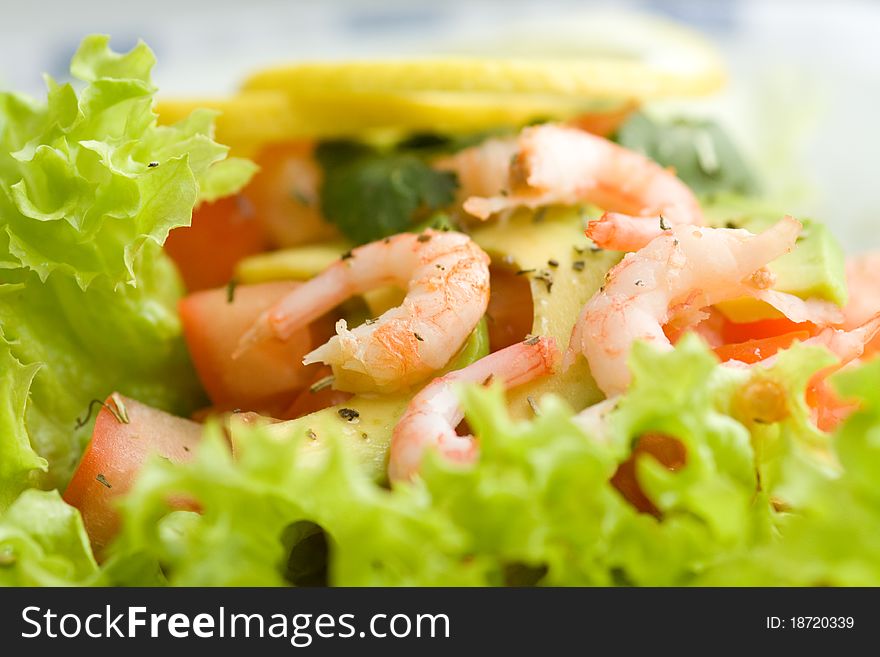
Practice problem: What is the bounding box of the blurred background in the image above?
[2,0,878,251]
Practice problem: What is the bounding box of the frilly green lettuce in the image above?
[10,332,880,587]
[700,359,880,585]
[0,489,98,586]
[1,35,255,288]
[99,337,807,586]
[0,35,255,505]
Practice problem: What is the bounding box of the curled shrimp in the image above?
[237,229,491,394]
[568,217,845,396]
[586,212,845,326]
[461,124,703,227]
[388,336,558,482]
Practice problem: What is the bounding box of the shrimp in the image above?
[841,252,880,356]
[568,217,846,396]
[586,212,670,251]
[586,211,843,323]
[236,229,491,394]
[389,336,558,482]
[572,314,880,441]
[802,314,880,364]
[434,136,519,203]
[462,124,703,228]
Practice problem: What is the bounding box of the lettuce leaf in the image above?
[103,337,782,586]
[0,35,255,505]
[699,358,880,585]
[14,331,880,587]
[0,341,44,509]
[0,489,98,586]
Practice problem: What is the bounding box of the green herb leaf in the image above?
[616,112,758,198]
[316,141,458,244]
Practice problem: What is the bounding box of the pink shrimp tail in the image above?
[586,212,669,251]
[812,312,880,363]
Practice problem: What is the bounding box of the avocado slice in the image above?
[704,195,847,321]
[235,240,352,283]
[471,205,622,417]
[233,319,489,482]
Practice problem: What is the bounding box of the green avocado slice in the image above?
[471,206,622,417]
[232,319,489,482]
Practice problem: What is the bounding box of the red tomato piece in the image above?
[179,281,333,416]
[721,317,817,344]
[280,365,353,420]
[713,330,812,365]
[486,265,534,352]
[164,195,270,292]
[63,395,202,555]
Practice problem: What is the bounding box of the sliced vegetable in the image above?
[485,265,534,352]
[179,281,332,415]
[713,331,812,365]
[238,394,412,484]
[282,366,353,421]
[721,316,817,344]
[472,206,621,416]
[445,317,490,372]
[164,195,270,291]
[807,374,859,433]
[236,240,352,283]
[610,432,687,516]
[63,395,202,554]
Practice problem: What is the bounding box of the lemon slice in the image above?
[157,90,618,155]
[242,13,724,102]
[244,54,722,102]
[159,12,724,153]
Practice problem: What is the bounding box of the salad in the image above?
[1,31,879,588]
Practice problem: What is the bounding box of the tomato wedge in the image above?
[281,365,353,420]
[164,194,269,291]
[179,281,333,415]
[713,330,812,365]
[720,317,817,344]
[486,265,534,352]
[63,395,202,554]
